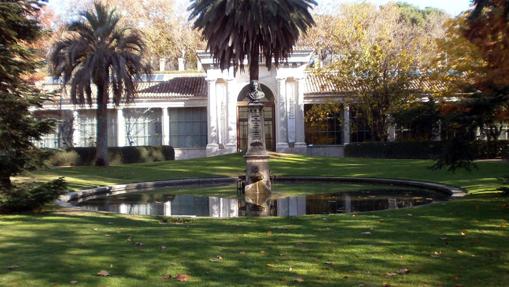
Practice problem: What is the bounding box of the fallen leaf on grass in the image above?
[294,277,304,283]
[175,274,190,282]
[160,245,167,250]
[397,268,410,275]
[161,274,172,280]
[209,256,224,262]
[70,280,79,285]
[96,270,110,277]
[385,272,397,277]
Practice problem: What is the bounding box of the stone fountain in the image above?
[243,80,271,196]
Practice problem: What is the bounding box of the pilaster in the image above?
[343,105,351,145]
[116,108,126,147]
[206,77,219,155]
[72,109,80,147]
[294,77,307,151]
[276,77,289,152]
[161,107,170,145]
[225,78,237,151]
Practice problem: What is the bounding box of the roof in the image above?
[136,76,207,99]
[304,73,447,96]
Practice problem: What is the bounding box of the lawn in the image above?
[1,154,508,287]
[26,153,507,194]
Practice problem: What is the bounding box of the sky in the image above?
[48,0,472,18]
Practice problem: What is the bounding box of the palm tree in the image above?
[189,0,315,191]
[49,2,149,166]
[189,0,316,82]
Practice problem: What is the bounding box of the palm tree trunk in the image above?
[95,83,109,166]
[249,45,260,81]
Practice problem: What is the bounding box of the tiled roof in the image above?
[304,73,447,96]
[136,76,207,98]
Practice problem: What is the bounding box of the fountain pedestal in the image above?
[244,81,271,194]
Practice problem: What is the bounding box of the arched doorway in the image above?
[237,84,276,152]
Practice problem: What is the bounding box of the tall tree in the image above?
[61,0,203,70]
[430,0,509,170]
[188,0,316,81]
[49,2,150,166]
[315,3,448,141]
[0,0,54,190]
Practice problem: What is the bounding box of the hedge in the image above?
[44,146,175,166]
[344,140,509,160]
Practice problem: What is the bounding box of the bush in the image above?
[345,140,508,159]
[43,146,175,166]
[0,177,67,213]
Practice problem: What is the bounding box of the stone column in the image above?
[72,109,80,147]
[276,77,289,152]
[216,81,227,148]
[116,108,126,147]
[294,77,307,151]
[206,78,219,155]
[387,117,397,142]
[287,81,296,144]
[225,78,237,152]
[161,107,170,145]
[343,105,351,145]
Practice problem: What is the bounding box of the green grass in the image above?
[26,153,507,194]
[2,154,508,286]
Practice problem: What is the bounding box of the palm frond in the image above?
[189,0,316,77]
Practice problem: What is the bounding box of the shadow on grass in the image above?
[1,195,508,286]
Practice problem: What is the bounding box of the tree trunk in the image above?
[249,45,260,81]
[95,83,109,166]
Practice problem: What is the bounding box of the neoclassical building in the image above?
[36,50,357,159]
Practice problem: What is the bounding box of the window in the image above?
[169,108,207,148]
[350,107,373,143]
[125,109,161,146]
[36,127,60,149]
[77,111,117,147]
[304,104,343,145]
[79,114,97,147]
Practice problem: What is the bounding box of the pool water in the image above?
[77,183,449,217]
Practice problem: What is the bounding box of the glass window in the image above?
[78,111,117,147]
[350,107,373,143]
[169,108,207,148]
[304,104,343,145]
[125,109,162,146]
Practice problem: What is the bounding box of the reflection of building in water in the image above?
[208,197,239,218]
[276,196,306,216]
[82,195,239,217]
[388,198,398,209]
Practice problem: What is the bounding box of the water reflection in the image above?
[78,187,448,217]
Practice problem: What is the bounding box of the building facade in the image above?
[36,50,355,159]
[35,50,509,160]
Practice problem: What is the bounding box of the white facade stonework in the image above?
[36,50,352,159]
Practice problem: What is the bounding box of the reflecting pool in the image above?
[77,183,449,217]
